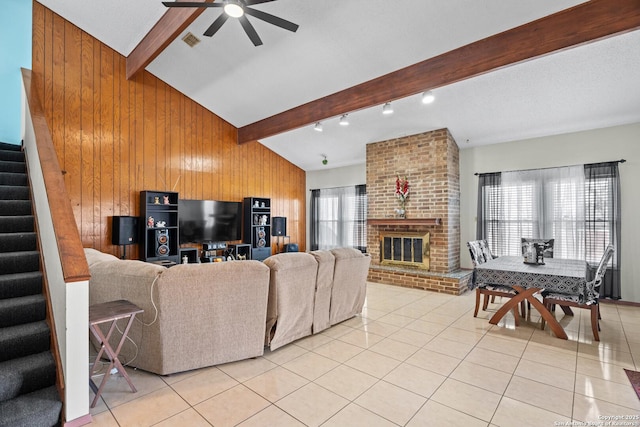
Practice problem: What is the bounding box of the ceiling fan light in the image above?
[314,122,323,132]
[224,2,244,18]
[421,90,435,104]
[382,102,393,115]
[339,114,349,126]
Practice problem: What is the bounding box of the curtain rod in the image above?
[474,159,626,176]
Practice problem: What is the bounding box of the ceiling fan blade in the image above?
[244,0,277,5]
[238,15,263,46]
[204,13,229,37]
[244,7,299,32]
[162,2,223,7]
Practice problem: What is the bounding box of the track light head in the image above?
[382,102,394,115]
[322,154,328,165]
[313,122,323,132]
[421,90,435,104]
[339,114,349,126]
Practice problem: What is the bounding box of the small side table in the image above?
[89,300,144,408]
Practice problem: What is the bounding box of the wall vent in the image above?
[182,32,201,48]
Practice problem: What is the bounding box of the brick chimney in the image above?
[366,128,470,294]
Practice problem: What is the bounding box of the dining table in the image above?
[474,256,589,339]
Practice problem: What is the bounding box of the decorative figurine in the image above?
[147,216,155,228]
[153,196,160,204]
[163,195,170,205]
[259,215,268,225]
[254,200,260,208]
[260,202,265,208]
[156,220,166,228]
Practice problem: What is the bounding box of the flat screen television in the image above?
[179,199,242,244]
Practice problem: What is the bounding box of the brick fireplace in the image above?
[366,128,472,295]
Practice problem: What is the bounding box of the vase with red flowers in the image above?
[394,175,409,218]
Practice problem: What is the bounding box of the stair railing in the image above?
[21,68,92,425]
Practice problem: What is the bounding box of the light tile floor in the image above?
[89,282,640,426]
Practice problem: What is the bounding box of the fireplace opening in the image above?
[380,232,430,270]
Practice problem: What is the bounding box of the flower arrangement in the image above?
[395,175,409,216]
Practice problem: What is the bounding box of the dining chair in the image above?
[540,244,615,341]
[468,240,523,323]
[521,238,555,258]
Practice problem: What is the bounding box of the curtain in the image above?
[500,166,585,259]
[309,185,367,251]
[310,189,321,251]
[476,172,501,256]
[584,162,621,299]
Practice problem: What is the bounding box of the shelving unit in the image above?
[140,191,180,265]
[243,197,272,261]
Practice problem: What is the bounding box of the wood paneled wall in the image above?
[31,2,306,257]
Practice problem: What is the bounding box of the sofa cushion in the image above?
[263,252,318,350]
[84,247,119,267]
[329,248,370,325]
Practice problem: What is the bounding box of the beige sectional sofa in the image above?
[86,246,371,373]
[264,248,371,350]
[85,248,270,375]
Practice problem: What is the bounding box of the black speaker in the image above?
[155,229,170,256]
[284,243,299,252]
[272,217,287,236]
[112,216,139,245]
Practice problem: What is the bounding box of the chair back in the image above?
[467,240,493,266]
[521,238,554,258]
[593,244,615,287]
[583,244,615,304]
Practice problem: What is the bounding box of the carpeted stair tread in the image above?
[0,185,29,201]
[0,385,61,427]
[0,200,31,216]
[0,161,26,174]
[0,252,39,275]
[0,173,27,186]
[0,150,24,163]
[0,143,61,425]
[0,143,21,152]
[0,321,50,363]
[0,233,37,253]
[0,216,34,233]
[0,352,56,402]
[0,272,43,300]
[0,295,46,328]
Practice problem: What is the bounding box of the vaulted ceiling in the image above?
[37,0,640,171]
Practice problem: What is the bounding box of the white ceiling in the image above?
[38,0,640,171]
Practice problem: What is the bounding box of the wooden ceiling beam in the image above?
[238,0,640,144]
[126,0,215,80]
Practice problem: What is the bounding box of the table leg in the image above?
[488,286,568,340]
[522,291,568,340]
[89,314,140,408]
[489,288,534,325]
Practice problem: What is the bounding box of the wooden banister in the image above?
[21,68,90,283]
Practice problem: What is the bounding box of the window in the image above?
[477,162,621,299]
[310,185,367,251]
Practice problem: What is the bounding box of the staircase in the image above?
[0,142,62,426]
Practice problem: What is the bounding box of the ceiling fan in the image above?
[162,0,299,46]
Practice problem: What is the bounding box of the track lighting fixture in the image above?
[382,102,394,115]
[339,114,350,126]
[322,154,328,165]
[313,122,323,132]
[421,90,435,104]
